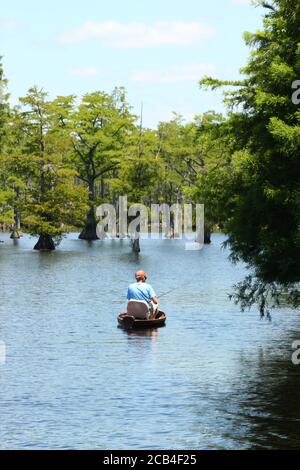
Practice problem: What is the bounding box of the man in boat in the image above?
[127,271,159,318]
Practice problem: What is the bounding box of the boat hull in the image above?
[118,311,167,329]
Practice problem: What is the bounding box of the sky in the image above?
[0,0,265,128]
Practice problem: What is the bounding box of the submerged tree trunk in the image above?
[34,234,55,251]
[10,207,21,239]
[10,228,21,240]
[165,212,175,239]
[132,238,140,253]
[79,179,99,241]
[204,226,212,245]
[79,206,99,241]
[128,213,141,253]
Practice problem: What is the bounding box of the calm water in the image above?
[0,233,299,450]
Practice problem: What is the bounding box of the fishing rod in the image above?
[159,288,178,299]
[158,278,205,300]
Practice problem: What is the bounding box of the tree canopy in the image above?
[199,0,300,314]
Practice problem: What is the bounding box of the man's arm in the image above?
[148,285,158,305]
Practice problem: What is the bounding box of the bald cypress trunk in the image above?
[204,226,212,245]
[10,188,22,239]
[34,234,55,251]
[33,162,56,250]
[79,180,99,241]
[10,228,21,240]
[132,238,140,253]
[79,206,99,241]
[10,206,21,239]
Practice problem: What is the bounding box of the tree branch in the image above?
[94,163,120,179]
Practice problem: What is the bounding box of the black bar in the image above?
[0,450,299,466]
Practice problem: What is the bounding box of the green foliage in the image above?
[110,127,160,204]
[198,0,300,314]
[186,112,231,229]
[0,188,14,225]
[0,56,9,142]
[69,88,135,204]
[0,56,14,226]
[16,87,89,239]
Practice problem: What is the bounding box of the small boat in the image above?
[118,311,167,330]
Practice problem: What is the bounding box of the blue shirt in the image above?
[127,282,157,305]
